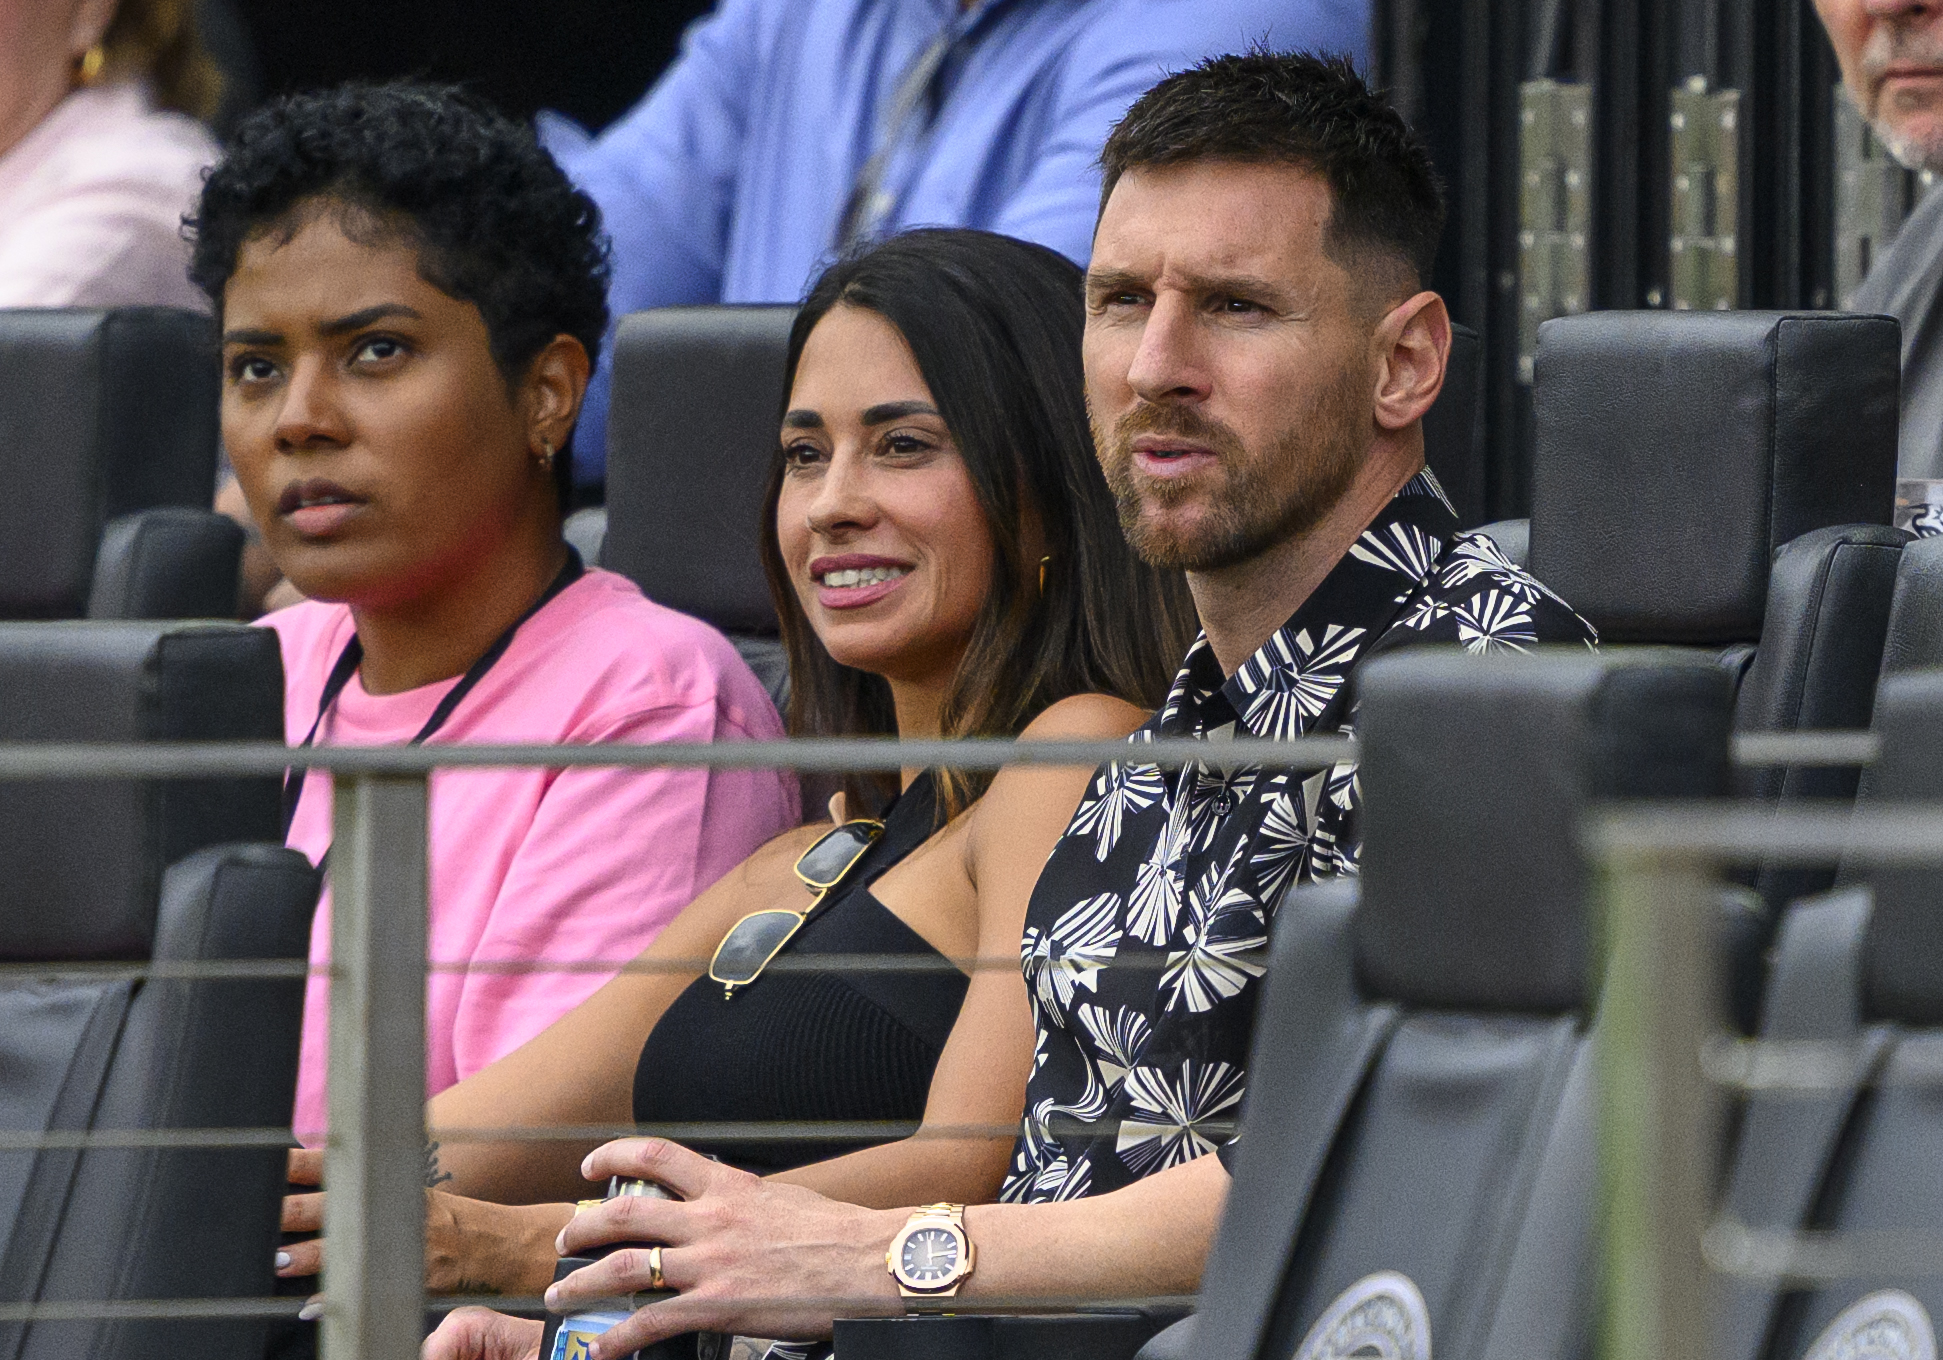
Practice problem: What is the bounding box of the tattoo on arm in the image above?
[425,1141,454,1189]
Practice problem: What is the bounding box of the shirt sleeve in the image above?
[441,696,800,1084]
[988,0,1375,266]
[553,0,771,479]
[0,179,206,311]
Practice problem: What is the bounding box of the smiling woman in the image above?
[182,83,801,1151]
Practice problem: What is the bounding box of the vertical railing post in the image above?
[323,772,428,1360]
[1597,847,1719,1360]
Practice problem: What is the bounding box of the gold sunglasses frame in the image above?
[707,818,885,998]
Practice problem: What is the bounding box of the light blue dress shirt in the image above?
[549,0,1370,482]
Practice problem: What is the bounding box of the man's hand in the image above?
[421,1308,543,1360]
[544,1139,905,1356]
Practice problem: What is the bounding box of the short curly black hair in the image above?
[186,81,611,501]
[1101,51,1445,291]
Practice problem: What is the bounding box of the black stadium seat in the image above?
[1164,650,1732,1360]
[1529,311,1905,913]
[1714,666,1943,1360]
[0,621,318,1360]
[602,305,796,708]
[87,509,245,621]
[0,310,233,621]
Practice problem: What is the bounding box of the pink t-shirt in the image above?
[267,568,798,1140]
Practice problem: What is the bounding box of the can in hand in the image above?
[538,1177,680,1360]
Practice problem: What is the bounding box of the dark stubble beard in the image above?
[1094,369,1369,573]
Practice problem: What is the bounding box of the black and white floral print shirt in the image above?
[1000,470,1598,1203]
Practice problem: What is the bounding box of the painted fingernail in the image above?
[298,1301,323,1322]
[275,1251,292,1270]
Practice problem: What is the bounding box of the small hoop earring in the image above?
[1039,555,1052,592]
[76,45,105,86]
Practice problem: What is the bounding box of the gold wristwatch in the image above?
[886,1203,975,1308]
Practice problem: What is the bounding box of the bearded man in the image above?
[1823,0,1943,482]
[426,51,1595,1360]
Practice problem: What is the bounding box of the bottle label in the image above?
[549,1311,632,1360]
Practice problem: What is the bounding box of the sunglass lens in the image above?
[797,823,877,887]
[711,910,803,985]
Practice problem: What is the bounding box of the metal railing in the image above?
[0,728,1920,1359]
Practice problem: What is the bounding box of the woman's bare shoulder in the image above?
[1017,692,1151,742]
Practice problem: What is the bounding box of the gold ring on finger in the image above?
[647,1244,666,1292]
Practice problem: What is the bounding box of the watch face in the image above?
[898,1226,962,1286]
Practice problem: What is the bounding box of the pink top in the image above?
[0,80,217,311]
[267,568,799,1139]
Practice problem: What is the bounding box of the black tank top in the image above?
[632,772,971,1174]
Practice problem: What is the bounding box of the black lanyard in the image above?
[281,547,585,840]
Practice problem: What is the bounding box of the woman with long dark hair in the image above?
[276,227,1196,1304]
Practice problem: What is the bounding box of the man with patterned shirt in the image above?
[427,52,1595,1360]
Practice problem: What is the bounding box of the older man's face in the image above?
[1819,0,1943,170]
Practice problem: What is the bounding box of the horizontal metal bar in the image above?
[3,1117,1228,1153]
[0,1297,309,1323]
[0,735,1355,780]
[0,1294,1200,1324]
[1588,802,1943,863]
[1729,730,1879,767]
[1706,1219,1943,1281]
[0,951,1210,982]
[0,1128,298,1151]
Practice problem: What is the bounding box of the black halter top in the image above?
[632,773,971,1174]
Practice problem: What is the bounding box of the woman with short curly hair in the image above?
[187,81,802,1144]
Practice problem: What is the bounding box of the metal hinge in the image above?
[1669,77,1740,312]
[1517,79,1592,384]
[1834,87,1936,309]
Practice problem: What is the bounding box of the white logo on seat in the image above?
[1803,1290,1936,1360]
[1292,1270,1431,1360]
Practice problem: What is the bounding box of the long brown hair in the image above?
[759,229,1198,818]
[102,0,223,123]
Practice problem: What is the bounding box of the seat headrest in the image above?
[1423,323,1484,527]
[0,309,220,619]
[603,305,797,635]
[1528,311,1899,643]
[1862,668,1943,1025]
[0,622,283,960]
[1352,649,1734,1013]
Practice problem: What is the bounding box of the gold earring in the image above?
[1039,555,1052,592]
[76,45,105,86]
[536,439,554,471]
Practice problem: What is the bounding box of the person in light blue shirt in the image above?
[544,0,1370,485]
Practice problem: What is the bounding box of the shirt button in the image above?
[1213,792,1237,816]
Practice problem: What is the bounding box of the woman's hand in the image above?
[544,1138,903,1356]
[276,1148,326,1279]
[276,1176,572,1297]
[426,1196,575,1296]
[421,1308,544,1360]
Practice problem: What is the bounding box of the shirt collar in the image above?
[1155,469,1461,741]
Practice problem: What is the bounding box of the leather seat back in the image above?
[602,305,795,707]
[1190,650,1734,1360]
[1716,667,1943,1360]
[0,311,222,620]
[1528,311,1898,645]
[0,622,318,1360]
[1529,311,1904,915]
